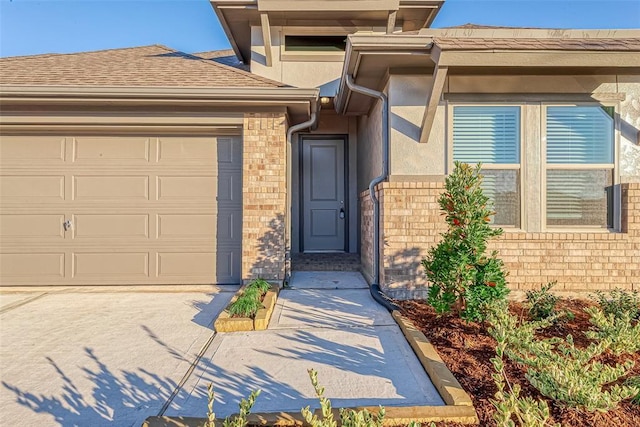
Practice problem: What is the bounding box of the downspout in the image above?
[345,74,399,312]
[285,106,319,284]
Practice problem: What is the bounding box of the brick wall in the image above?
[242,113,287,282]
[360,182,640,297]
[360,191,376,285]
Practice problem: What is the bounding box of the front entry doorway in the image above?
[300,136,347,252]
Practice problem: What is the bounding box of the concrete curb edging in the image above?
[391,310,475,410]
[214,285,279,332]
[143,402,479,427]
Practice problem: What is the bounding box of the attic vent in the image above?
[284,35,346,52]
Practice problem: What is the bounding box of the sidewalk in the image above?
[163,272,444,419]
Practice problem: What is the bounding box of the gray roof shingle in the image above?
[0,45,285,87]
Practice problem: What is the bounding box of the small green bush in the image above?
[487,303,638,413]
[226,278,272,318]
[592,289,639,320]
[249,278,271,294]
[489,303,559,427]
[205,383,260,427]
[422,162,509,322]
[584,306,640,356]
[526,282,560,321]
[625,376,640,405]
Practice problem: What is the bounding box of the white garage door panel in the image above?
[0,136,66,163]
[1,214,65,239]
[0,253,65,278]
[0,175,65,202]
[157,176,217,201]
[73,252,150,278]
[74,175,150,201]
[73,137,151,163]
[0,134,242,286]
[72,214,150,239]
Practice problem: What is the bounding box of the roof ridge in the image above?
[0,44,171,61]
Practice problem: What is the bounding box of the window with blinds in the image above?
[545,106,614,228]
[453,106,521,227]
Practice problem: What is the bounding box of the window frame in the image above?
[280,27,348,62]
[447,101,621,233]
[448,103,525,230]
[541,102,620,232]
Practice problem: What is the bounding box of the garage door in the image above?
[0,134,242,286]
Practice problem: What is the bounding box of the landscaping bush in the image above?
[226,278,272,318]
[422,161,509,321]
[302,369,387,427]
[584,306,640,356]
[206,383,260,427]
[592,289,639,320]
[525,282,559,321]
[487,303,639,413]
[489,302,559,427]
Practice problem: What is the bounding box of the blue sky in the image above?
[1,0,639,58]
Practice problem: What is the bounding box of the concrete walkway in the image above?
[1,273,444,426]
[0,286,236,427]
[165,271,444,419]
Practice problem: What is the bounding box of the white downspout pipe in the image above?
[345,75,398,311]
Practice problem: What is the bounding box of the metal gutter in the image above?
[0,85,319,101]
[345,74,399,312]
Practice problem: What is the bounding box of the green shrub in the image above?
[248,278,271,294]
[301,369,385,427]
[422,161,509,322]
[625,376,640,405]
[592,289,639,320]
[525,282,560,321]
[489,304,559,427]
[584,306,640,356]
[205,384,260,427]
[226,279,272,318]
[487,303,638,413]
[227,294,263,318]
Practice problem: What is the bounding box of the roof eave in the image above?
[336,34,640,115]
[0,85,320,116]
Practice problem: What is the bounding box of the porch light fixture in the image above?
[320,96,331,105]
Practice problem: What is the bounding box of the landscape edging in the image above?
[214,285,279,332]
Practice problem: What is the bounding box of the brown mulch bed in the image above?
[398,299,640,427]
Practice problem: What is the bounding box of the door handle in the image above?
[63,220,73,231]
[339,208,345,219]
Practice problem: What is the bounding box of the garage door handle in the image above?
[63,220,73,231]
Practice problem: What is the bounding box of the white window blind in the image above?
[453,106,520,164]
[546,106,614,164]
[545,106,614,228]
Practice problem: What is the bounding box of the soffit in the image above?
[210,0,443,63]
[337,31,640,115]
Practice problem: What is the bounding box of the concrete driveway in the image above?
[0,286,237,427]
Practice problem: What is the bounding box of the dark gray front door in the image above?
[301,137,346,252]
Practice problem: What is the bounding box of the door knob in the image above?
[63,220,73,231]
[339,208,345,219]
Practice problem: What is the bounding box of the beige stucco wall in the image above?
[356,94,384,193]
[250,26,345,91]
[389,74,447,176]
[619,75,640,182]
[388,73,640,181]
